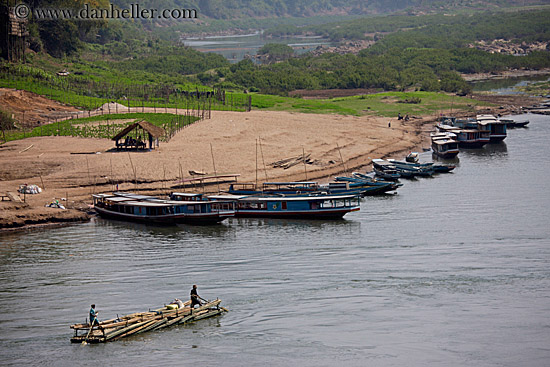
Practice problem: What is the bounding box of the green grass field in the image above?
[2,113,198,143]
[242,91,493,117]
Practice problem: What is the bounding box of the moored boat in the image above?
[387,158,454,174]
[498,117,529,128]
[208,193,360,219]
[92,192,235,225]
[431,132,459,159]
[406,152,419,163]
[437,124,488,148]
[372,159,417,178]
[477,114,507,142]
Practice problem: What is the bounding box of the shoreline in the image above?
[462,68,550,82]
[1,92,537,233]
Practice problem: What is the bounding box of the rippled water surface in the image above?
[1,114,550,367]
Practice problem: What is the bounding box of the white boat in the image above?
[476,114,507,142]
[430,132,459,159]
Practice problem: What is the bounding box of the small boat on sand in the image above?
[70,299,227,344]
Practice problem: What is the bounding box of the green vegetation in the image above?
[266,7,550,43]
[1,113,200,143]
[224,49,550,95]
[516,80,550,95]
[257,43,295,63]
[0,60,251,113]
[0,108,16,134]
[245,91,492,117]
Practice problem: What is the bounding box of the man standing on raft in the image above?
[89,304,99,326]
[190,285,205,308]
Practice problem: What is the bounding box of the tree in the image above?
[257,43,294,64]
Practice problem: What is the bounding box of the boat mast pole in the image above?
[255,139,258,189]
[337,143,348,177]
[259,137,268,182]
[210,143,220,193]
[302,146,308,181]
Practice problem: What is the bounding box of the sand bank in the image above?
[0,110,429,230]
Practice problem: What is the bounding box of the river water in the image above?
[1,113,550,366]
[182,32,335,62]
[471,74,550,94]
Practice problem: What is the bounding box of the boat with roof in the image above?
[431,132,459,159]
[92,192,235,225]
[208,193,360,219]
[476,114,507,142]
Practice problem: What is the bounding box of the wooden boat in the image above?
[388,158,455,173]
[209,193,360,219]
[361,169,400,181]
[431,132,459,159]
[437,124,488,148]
[333,176,402,195]
[228,182,320,195]
[92,192,235,225]
[498,117,529,128]
[387,159,433,177]
[229,180,394,197]
[405,152,419,163]
[372,159,416,178]
[477,114,507,142]
[70,299,227,344]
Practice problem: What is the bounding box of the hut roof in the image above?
[112,120,165,141]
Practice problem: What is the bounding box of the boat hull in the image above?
[489,135,506,143]
[235,207,359,219]
[94,206,230,225]
[457,141,487,148]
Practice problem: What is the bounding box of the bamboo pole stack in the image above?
[70,299,227,343]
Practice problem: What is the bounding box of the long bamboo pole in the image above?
[336,143,348,177]
[259,137,268,182]
[210,143,220,193]
[302,146,308,181]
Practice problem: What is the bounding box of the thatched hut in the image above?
[112,120,165,150]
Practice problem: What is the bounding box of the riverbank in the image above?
[462,68,550,82]
[0,110,429,231]
[0,93,538,232]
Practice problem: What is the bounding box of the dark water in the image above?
[1,114,550,367]
[181,32,335,63]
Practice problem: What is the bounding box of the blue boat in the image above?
[387,159,455,173]
[333,176,402,194]
[372,159,417,178]
[92,192,235,225]
[228,182,319,195]
[208,193,360,219]
[228,180,395,197]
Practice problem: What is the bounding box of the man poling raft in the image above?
[71,296,228,344]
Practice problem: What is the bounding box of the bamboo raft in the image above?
[70,299,227,343]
